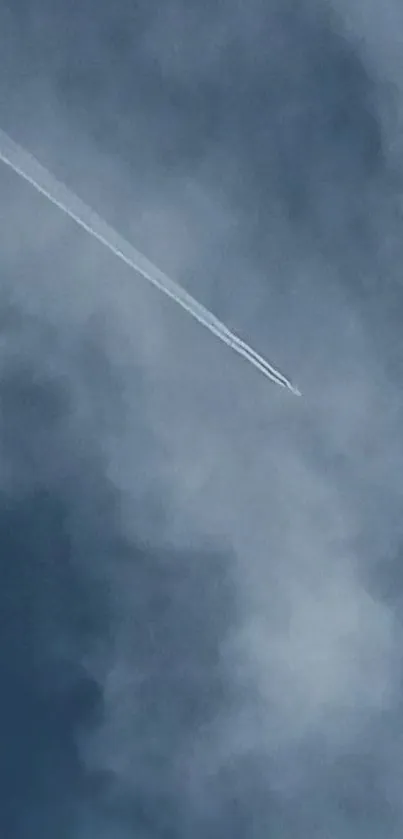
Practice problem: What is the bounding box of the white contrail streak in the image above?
[0,127,300,395]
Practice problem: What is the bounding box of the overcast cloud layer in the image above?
[1,1,403,836]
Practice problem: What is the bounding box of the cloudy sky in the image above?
[1,0,403,836]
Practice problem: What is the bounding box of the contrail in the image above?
[0,127,300,395]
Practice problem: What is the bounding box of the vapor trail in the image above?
[0,128,300,395]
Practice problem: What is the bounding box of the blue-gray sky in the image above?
[1,1,403,836]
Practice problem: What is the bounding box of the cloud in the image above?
[1,1,403,837]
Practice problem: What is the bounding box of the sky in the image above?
[1,0,403,836]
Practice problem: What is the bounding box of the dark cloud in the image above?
[0,315,106,836]
[0,302,243,837]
